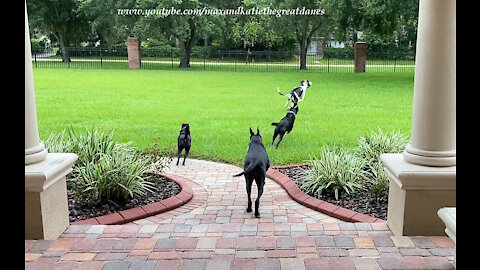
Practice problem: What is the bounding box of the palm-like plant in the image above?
[43,127,165,206]
[355,128,409,195]
[301,146,368,200]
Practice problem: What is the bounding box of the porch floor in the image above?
[25,159,455,269]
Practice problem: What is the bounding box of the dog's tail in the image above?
[271,122,279,126]
[277,87,285,96]
[233,162,256,177]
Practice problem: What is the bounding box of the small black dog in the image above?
[271,105,299,148]
[177,123,191,166]
[233,128,270,218]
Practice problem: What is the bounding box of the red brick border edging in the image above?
[71,173,193,225]
[266,168,386,223]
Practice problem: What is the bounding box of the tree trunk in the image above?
[297,19,322,70]
[178,40,191,68]
[352,30,358,43]
[299,45,307,70]
[178,19,196,68]
[58,39,71,63]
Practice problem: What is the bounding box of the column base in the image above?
[403,144,456,167]
[25,143,48,165]
[380,153,456,236]
[25,153,78,240]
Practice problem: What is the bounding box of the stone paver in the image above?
[25,159,455,269]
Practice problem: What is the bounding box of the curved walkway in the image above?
[25,159,455,270]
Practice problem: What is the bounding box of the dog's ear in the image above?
[250,127,254,137]
[308,81,312,87]
[256,127,260,136]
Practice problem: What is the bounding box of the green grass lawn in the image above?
[33,68,414,166]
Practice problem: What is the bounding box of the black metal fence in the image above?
[31,47,415,73]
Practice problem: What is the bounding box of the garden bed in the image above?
[67,173,181,223]
[277,165,388,220]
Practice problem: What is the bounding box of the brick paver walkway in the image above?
[25,159,456,269]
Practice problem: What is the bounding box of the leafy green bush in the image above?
[366,161,390,196]
[323,47,355,59]
[73,145,155,205]
[301,146,368,200]
[43,129,74,153]
[356,129,409,163]
[355,129,409,195]
[43,127,170,206]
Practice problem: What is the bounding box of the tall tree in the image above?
[322,0,363,43]
[27,0,90,62]
[136,0,222,68]
[324,0,419,51]
[229,0,284,51]
[79,0,139,47]
[275,0,325,69]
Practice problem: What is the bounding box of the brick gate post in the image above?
[127,37,141,69]
[354,42,367,73]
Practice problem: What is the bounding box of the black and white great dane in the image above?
[277,80,312,109]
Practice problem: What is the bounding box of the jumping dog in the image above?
[271,105,298,148]
[277,80,312,109]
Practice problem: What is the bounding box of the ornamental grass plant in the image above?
[300,129,409,200]
[355,129,410,196]
[43,127,169,206]
[301,146,368,200]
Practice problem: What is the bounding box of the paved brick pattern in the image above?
[25,159,455,269]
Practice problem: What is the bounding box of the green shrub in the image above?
[355,129,409,195]
[301,146,368,200]
[366,161,390,197]
[73,145,155,206]
[356,129,409,163]
[323,47,355,59]
[43,127,169,206]
[43,129,74,153]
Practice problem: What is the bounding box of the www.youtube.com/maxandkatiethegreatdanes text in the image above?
[117,7,325,17]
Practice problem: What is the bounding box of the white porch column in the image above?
[25,2,47,165]
[25,2,78,240]
[380,0,456,236]
[403,0,456,167]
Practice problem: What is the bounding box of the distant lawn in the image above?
[33,68,413,165]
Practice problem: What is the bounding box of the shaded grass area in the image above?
[34,68,413,165]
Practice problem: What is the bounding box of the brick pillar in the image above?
[354,42,367,73]
[127,37,141,69]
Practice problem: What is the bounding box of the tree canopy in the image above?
[27,0,419,67]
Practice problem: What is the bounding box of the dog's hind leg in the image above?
[275,134,285,148]
[272,130,279,145]
[245,176,253,213]
[176,148,182,166]
[254,173,265,218]
[183,147,190,166]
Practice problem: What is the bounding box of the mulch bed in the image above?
[276,165,388,220]
[67,173,181,223]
